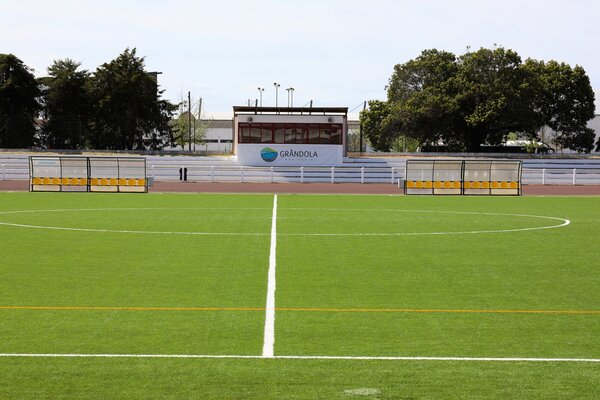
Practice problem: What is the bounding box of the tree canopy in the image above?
[522,59,596,153]
[0,54,41,148]
[363,47,596,153]
[38,59,91,149]
[1,49,178,150]
[171,111,209,150]
[88,48,177,150]
[359,100,393,152]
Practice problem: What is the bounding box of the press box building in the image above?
[233,106,348,166]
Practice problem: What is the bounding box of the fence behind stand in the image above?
[149,165,401,184]
[2,154,596,186]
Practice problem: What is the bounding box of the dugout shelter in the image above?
[404,159,522,195]
[29,156,147,193]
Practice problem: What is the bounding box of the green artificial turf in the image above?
[0,192,598,398]
[1,358,599,399]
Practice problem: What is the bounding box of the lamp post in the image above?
[257,87,264,107]
[273,82,280,107]
[359,101,366,153]
[188,91,192,151]
[286,87,295,107]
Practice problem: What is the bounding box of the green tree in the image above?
[0,54,41,148]
[386,49,459,149]
[360,100,395,151]
[390,135,420,152]
[38,59,91,149]
[88,48,176,150]
[171,98,208,150]
[375,47,596,153]
[387,49,458,103]
[522,59,596,153]
[454,47,535,151]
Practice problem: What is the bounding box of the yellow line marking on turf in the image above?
[0,306,599,315]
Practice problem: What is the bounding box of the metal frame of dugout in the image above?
[29,156,147,193]
[404,159,522,196]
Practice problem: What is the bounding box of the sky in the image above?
[1,0,599,115]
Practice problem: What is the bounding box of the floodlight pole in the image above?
[196,97,202,152]
[273,82,280,107]
[188,91,192,152]
[258,87,264,107]
[359,101,366,154]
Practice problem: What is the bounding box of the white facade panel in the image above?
[237,144,343,166]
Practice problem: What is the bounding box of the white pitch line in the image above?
[0,207,570,236]
[0,217,570,237]
[0,222,267,236]
[262,194,277,358]
[0,207,273,215]
[0,353,599,362]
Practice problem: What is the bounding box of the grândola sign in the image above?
[238,144,343,166]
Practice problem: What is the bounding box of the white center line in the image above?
[1,353,599,363]
[262,194,277,357]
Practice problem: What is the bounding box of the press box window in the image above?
[285,126,307,144]
[308,125,320,144]
[251,126,262,143]
[273,124,285,143]
[239,122,343,144]
[330,125,341,144]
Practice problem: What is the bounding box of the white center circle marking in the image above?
[0,207,570,236]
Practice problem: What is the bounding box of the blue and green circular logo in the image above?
[261,147,278,162]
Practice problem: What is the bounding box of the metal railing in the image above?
[0,161,30,181]
[2,154,600,185]
[149,164,402,184]
[146,165,600,185]
[522,168,600,185]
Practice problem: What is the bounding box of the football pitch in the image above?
[0,192,599,399]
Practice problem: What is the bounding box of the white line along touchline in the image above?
[262,194,278,357]
[0,354,599,362]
